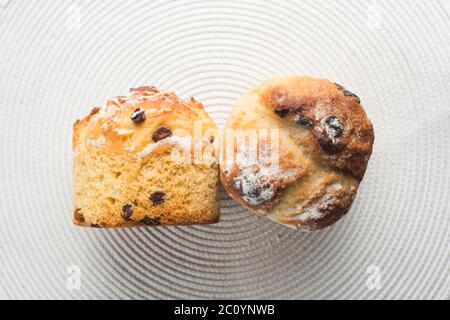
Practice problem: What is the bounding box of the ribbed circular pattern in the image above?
[0,0,448,299]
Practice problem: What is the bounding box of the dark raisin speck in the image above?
[342,90,361,104]
[325,116,344,138]
[335,83,361,104]
[90,107,100,116]
[74,209,85,223]
[140,216,161,226]
[317,133,343,154]
[131,108,146,123]
[150,191,166,205]
[122,204,134,220]
[274,109,289,118]
[152,127,172,142]
[91,224,101,228]
[295,116,313,128]
[334,83,345,91]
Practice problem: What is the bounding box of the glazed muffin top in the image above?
[73,86,218,159]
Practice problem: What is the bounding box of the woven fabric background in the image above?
[0,0,448,299]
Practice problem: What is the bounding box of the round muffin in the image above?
[73,86,220,228]
[220,76,374,231]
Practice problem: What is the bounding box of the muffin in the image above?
[73,86,220,228]
[220,76,374,231]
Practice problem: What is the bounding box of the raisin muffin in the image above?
[220,76,374,231]
[73,86,220,228]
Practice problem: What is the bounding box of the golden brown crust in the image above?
[220,76,374,231]
[73,86,220,228]
[260,77,374,180]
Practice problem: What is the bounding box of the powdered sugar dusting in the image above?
[89,135,106,148]
[233,167,276,207]
[137,136,192,157]
[101,121,111,131]
[292,190,339,222]
[95,104,119,119]
[328,182,343,191]
[137,143,159,157]
[231,139,302,207]
[168,135,193,151]
[295,206,325,222]
[93,88,170,122]
[115,128,135,135]
[233,141,298,179]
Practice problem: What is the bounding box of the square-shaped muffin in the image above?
[73,86,220,228]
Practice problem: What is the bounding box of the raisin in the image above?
[295,115,313,128]
[91,224,101,228]
[132,86,155,93]
[90,107,100,116]
[335,83,361,104]
[74,209,85,223]
[233,166,277,207]
[317,116,345,154]
[334,83,345,91]
[247,181,270,199]
[274,109,289,118]
[140,216,161,226]
[318,136,339,154]
[325,116,344,138]
[149,191,166,205]
[121,204,133,221]
[118,97,127,104]
[342,90,361,104]
[131,108,146,123]
[152,127,172,142]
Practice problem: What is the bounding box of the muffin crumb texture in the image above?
[73,86,220,228]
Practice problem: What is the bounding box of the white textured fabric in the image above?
[0,0,448,299]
